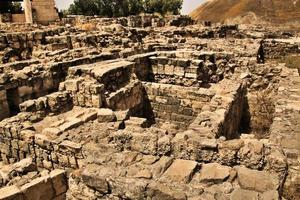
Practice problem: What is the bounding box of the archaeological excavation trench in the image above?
[0,14,299,200]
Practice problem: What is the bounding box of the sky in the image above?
[54,0,205,14]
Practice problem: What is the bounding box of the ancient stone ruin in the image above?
[0,0,59,24]
[0,14,299,200]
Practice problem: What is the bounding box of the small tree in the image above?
[67,0,183,17]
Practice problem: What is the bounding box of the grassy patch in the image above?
[278,55,300,69]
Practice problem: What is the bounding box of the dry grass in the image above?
[279,55,300,69]
[76,21,97,31]
[250,90,275,138]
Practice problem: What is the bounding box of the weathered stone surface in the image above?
[236,167,279,192]
[50,169,68,196]
[151,156,174,178]
[199,163,231,183]
[97,108,116,123]
[146,182,187,200]
[0,185,23,200]
[230,188,259,200]
[21,175,54,200]
[161,159,198,183]
[0,13,298,200]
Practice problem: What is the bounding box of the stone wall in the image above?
[269,67,300,199]
[11,14,26,23]
[263,39,300,59]
[143,82,215,128]
[32,0,59,24]
[0,169,67,200]
[149,51,235,86]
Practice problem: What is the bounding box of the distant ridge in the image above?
[190,0,300,24]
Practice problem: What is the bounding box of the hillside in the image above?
[190,0,300,24]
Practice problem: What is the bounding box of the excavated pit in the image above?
[0,15,299,200]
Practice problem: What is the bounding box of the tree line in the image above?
[67,0,183,17]
[0,2,22,14]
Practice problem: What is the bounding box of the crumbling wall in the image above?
[0,169,68,200]
[263,39,300,59]
[269,67,300,200]
[143,82,214,128]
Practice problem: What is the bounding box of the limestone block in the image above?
[230,188,259,200]
[164,65,174,75]
[146,182,187,200]
[0,185,23,200]
[59,140,82,155]
[157,135,172,156]
[50,169,68,196]
[57,154,69,167]
[260,190,279,200]
[174,65,185,77]
[80,111,98,122]
[34,134,53,151]
[134,169,153,179]
[21,175,54,200]
[236,167,279,192]
[64,79,82,92]
[130,132,157,155]
[81,170,109,194]
[157,64,165,74]
[199,163,231,183]
[97,108,116,123]
[161,159,198,183]
[42,127,62,137]
[125,117,149,128]
[238,140,264,169]
[59,118,83,132]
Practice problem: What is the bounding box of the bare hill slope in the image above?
[190,0,300,24]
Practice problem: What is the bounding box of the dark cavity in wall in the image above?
[6,88,20,116]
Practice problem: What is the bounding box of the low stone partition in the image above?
[67,60,135,93]
[106,80,144,112]
[263,38,300,59]
[143,82,215,128]
[189,79,247,139]
[0,169,68,200]
[59,78,104,108]
[269,67,300,199]
[19,91,73,114]
[149,51,235,86]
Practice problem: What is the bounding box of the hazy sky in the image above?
[54,0,205,14]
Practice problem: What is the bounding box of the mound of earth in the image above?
[190,0,300,24]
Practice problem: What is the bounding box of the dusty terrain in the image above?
[0,15,299,200]
[190,0,300,24]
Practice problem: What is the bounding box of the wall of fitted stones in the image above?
[11,14,26,23]
[0,75,63,119]
[263,39,300,59]
[269,68,300,199]
[0,169,68,200]
[19,91,73,114]
[149,52,235,86]
[0,125,82,169]
[143,82,214,128]
[32,0,59,24]
[60,78,104,108]
[106,81,145,112]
